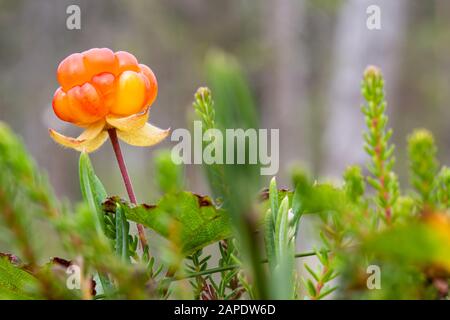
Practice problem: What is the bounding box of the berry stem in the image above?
[108,128,148,250]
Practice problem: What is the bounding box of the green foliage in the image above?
[407,129,439,208]
[303,249,338,300]
[343,214,450,299]
[363,218,450,270]
[1,63,450,300]
[292,180,346,216]
[79,152,133,294]
[435,166,450,209]
[0,257,40,299]
[203,50,261,203]
[114,203,130,263]
[343,165,365,204]
[338,66,450,299]
[192,87,228,200]
[274,196,293,266]
[185,249,212,299]
[115,191,233,255]
[215,240,244,299]
[264,178,296,299]
[154,150,184,194]
[0,122,58,265]
[193,87,216,132]
[296,176,342,300]
[264,178,278,272]
[79,153,107,233]
[361,66,399,224]
[192,79,268,298]
[0,125,153,299]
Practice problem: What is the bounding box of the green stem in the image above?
[175,250,320,281]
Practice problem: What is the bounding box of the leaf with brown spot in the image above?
[0,252,21,265]
[107,191,233,255]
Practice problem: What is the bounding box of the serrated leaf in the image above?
[0,257,40,299]
[110,191,233,255]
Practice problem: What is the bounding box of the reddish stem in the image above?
[313,266,327,300]
[108,128,148,250]
[372,118,392,224]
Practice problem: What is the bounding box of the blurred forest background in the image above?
[1,0,450,208]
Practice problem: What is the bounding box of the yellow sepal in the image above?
[49,121,108,153]
[116,122,169,147]
[106,108,149,132]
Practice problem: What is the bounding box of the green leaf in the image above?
[407,129,438,206]
[264,209,276,271]
[111,191,233,255]
[260,189,293,213]
[79,152,107,232]
[0,257,40,299]
[292,183,346,216]
[269,177,279,224]
[78,153,115,295]
[317,286,338,300]
[115,203,129,263]
[274,196,290,259]
[304,263,320,282]
[305,278,317,297]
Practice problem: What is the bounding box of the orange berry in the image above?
[139,64,158,107]
[52,87,73,122]
[53,49,159,124]
[50,50,167,152]
[83,48,117,79]
[66,84,106,125]
[78,83,109,117]
[115,51,140,74]
[91,72,115,96]
[57,53,90,91]
[91,72,116,110]
[111,71,147,116]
